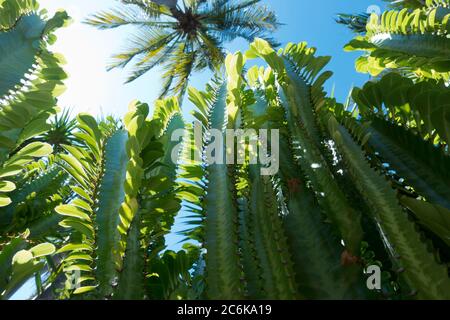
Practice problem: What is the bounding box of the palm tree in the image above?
[85,0,280,99]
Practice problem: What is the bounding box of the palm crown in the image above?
[86,0,280,98]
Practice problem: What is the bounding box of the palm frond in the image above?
[121,0,174,18]
[201,0,280,46]
[108,28,178,70]
[124,34,183,83]
[85,6,175,29]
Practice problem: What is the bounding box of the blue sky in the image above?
[39,0,385,120]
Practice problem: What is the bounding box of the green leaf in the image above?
[71,186,92,204]
[0,165,22,178]
[57,243,92,254]
[55,204,91,222]
[59,154,89,183]
[73,286,97,295]
[29,243,56,258]
[18,118,51,144]
[7,142,53,166]
[0,180,15,192]
[64,254,93,262]
[59,219,94,239]
[77,113,103,148]
[64,264,93,272]
[0,194,11,207]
